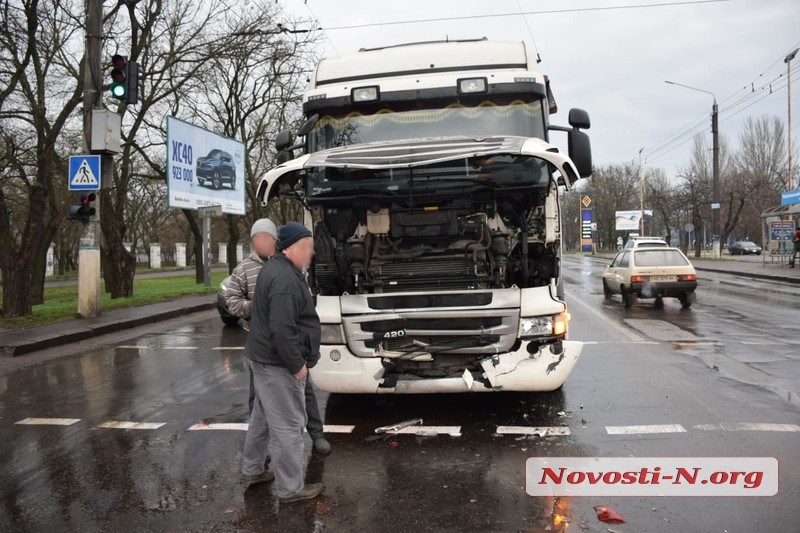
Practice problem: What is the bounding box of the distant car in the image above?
[623,236,669,249]
[603,247,698,309]
[728,240,762,255]
[217,275,240,326]
[196,149,236,190]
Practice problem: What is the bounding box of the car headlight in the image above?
[218,281,228,293]
[321,324,345,344]
[518,312,570,338]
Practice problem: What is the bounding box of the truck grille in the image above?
[343,310,518,358]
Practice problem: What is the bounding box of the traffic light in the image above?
[110,54,127,100]
[67,192,98,223]
[109,54,139,105]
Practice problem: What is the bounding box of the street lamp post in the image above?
[665,80,720,257]
[786,48,799,192]
[638,148,645,236]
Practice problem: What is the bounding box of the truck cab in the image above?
[258,39,591,393]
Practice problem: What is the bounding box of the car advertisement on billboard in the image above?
[166,116,246,215]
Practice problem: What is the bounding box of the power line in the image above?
[320,0,731,31]
[302,1,340,56]
[645,55,800,161]
[516,0,542,63]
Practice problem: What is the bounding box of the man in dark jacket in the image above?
[241,222,325,504]
[226,219,330,456]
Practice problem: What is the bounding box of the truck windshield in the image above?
[307,99,545,152]
[306,154,551,198]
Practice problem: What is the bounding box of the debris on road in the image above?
[375,418,423,434]
[594,505,626,524]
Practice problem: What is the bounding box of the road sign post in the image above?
[198,205,223,287]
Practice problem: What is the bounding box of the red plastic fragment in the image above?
[593,505,626,524]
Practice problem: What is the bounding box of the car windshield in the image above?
[738,241,756,246]
[634,249,690,267]
[307,99,545,152]
[305,154,552,198]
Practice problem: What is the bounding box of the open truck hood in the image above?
[257,136,581,204]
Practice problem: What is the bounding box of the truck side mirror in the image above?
[276,149,293,165]
[297,114,319,137]
[275,129,294,152]
[568,130,592,178]
[568,108,591,130]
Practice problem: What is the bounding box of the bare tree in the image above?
[0,0,84,317]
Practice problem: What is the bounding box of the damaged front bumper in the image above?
[309,339,583,394]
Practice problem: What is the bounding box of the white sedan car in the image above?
[602,247,698,308]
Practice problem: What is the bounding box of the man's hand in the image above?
[294,364,308,380]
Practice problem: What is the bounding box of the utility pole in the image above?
[665,81,720,257]
[638,148,645,236]
[79,0,103,317]
[711,98,720,258]
[786,48,799,191]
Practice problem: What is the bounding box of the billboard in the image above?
[166,116,246,215]
[769,220,795,256]
[615,210,652,231]
[580,193,593,252]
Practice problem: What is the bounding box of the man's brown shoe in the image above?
[278,482,325,504]
[241,469,275,487]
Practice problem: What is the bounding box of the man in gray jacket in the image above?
[226,219,330,456]
[241,221,325,504]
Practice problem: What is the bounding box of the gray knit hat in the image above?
[250,218,278,240]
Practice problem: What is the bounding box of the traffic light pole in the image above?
[78,0,103,318]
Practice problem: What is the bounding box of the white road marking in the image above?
[606,424,687,435]
[740,341,788,346]
[97,421,166,430]
[117,345,196,350]
[694,423,800,432]
[496,426,571,436]
[564,287,646,342]
[322,425,356,433]
[161,347,198,350]
[188,422,249,431]
[212,346,245,350]
[187,423,356,433]
[15,418,81,426]
[387,425,462,437]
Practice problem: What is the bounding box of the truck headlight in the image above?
[351,86,379,102]
[519,312,570,338]
[458,77,487,94]
[321,324,345,344]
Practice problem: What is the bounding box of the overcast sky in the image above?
[281,0,800,181]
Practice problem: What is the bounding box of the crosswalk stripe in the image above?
[694,423,800,432]
[606,424,687,435]
[385,425,461,437]
[97,421,166,430]
[15,418,81,426]
[187,423,357,433]
[117,345,197,350]
[496,426,571,436]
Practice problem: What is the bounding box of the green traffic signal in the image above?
[110,54,127,100]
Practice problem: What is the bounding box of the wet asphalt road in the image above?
[1,255,799,532]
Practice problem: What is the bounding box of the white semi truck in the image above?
[257,38,592,393]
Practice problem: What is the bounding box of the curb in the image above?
[578,254,800,285]
[690,266,800,285]
[2,301,215,357]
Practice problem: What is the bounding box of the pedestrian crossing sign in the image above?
[69,155,101,190]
